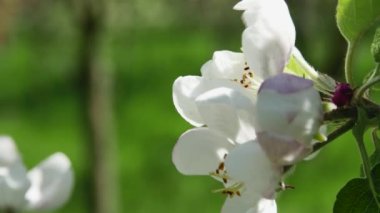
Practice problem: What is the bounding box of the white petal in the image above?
[172,128,234,175]
[257,132,311,165]
[256,74,323,144]
[0,136,30,210]
[173,76,205,126]
[234,0,281,26]
[251,198,277,213]
[173,76,244,126]
[222,196,257,213]
[241,0,295,79]
[234,0,269,11]
[201,51,245,80]
[26,153,74,211]
[0,162,30,210]
[303,125,327,161]
[0,136,21,166]
[195,87,256,144]
[222,196,276,213]
[225,142,280,198]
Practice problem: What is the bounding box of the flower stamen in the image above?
[232,63,261,90]
[213,182,244,197]
[241,69,254,88]
[234,71,254,88]
[210,162,230,183]
[276,181,295,192]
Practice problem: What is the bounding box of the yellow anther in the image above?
[213,182,244,198]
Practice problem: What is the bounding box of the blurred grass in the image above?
[0,28,241,213]
[0,1,378,212]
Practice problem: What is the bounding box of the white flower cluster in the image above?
[172,0,323,212]
[0,136,73,212]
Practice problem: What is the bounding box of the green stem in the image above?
[354,75,380,102]
[377,63,380,73]
[282,120,355,174]
[345,43,355,86]
[355,133,380,208]
[372,63,380,78]
[372,129,380,152]
[312,119,355,153]
[323,107,356,121]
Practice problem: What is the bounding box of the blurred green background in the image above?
[0,0,378,212]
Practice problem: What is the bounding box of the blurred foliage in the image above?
[0,0,378,212]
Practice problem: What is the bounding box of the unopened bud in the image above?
[331,83,353,107]
[256,73,323,145]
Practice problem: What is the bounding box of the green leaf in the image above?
[337,0,380,43]
[337,0,380,85]
[334,164,380,213]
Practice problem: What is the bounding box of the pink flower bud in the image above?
[255,73,323,164]
[331,83,353,107]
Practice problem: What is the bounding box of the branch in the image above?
[312,119,356,152]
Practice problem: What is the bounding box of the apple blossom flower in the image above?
[234,0,295,80]
[173,0,320,129]
[172,0,298,127]
[173,0,323,160]
[173,52,256,127]
[0,136,74,212]
[173,87,282,213]
[236,0,336,95]
[173,76,323,212]
[172,0,324,212]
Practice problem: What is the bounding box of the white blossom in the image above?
[172,0,324,212]
[235,0,296,79]
[0,136,74,212]
[173,87,281,213]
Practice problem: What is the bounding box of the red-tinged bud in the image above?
[331,83,353,107]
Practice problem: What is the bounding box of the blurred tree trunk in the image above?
[74,0,120,213]
[0,0,21,44]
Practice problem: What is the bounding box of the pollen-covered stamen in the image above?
[213,182,244,197]
[240,64,254,88]
[276,181,295,192]
[233,63,258,89]
[210,162,229,183]
[210,154,244,197]
[217,162,224,173]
